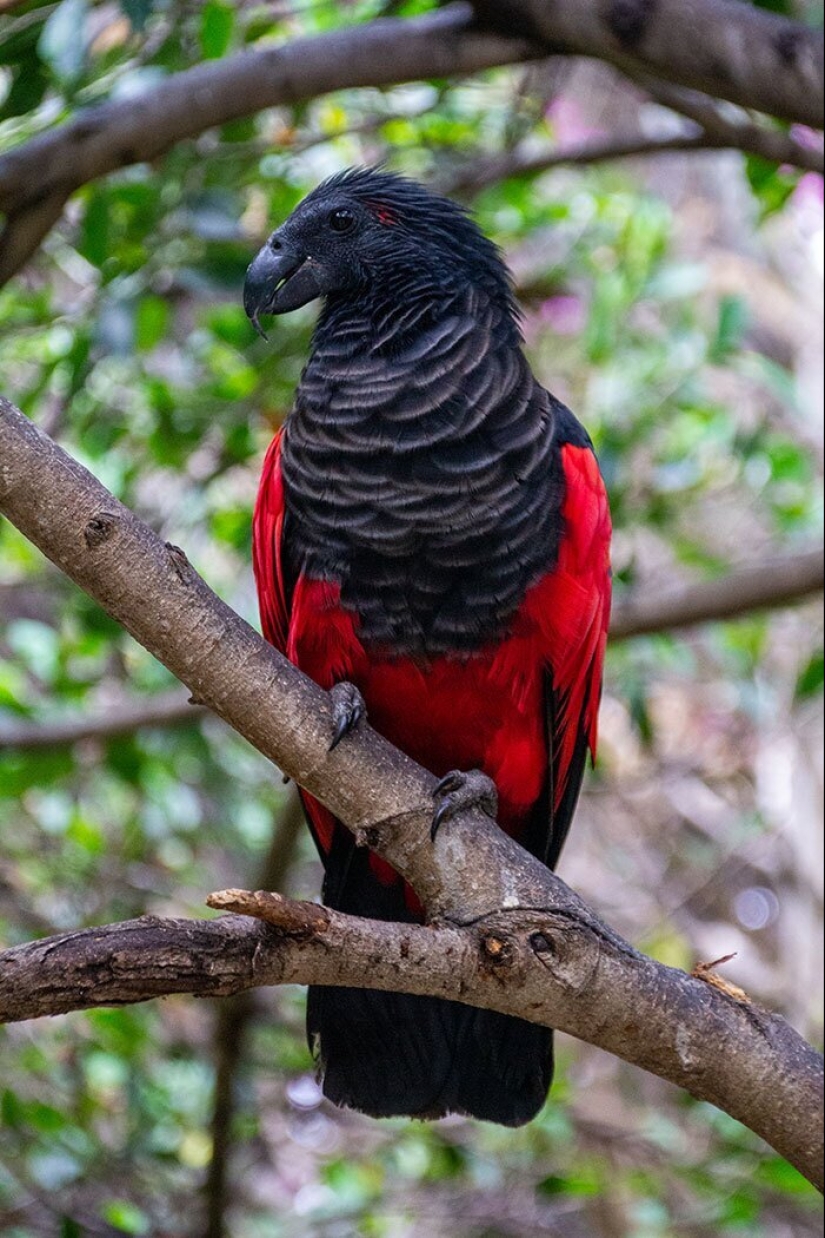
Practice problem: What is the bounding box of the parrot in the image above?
[243,167,611,1126]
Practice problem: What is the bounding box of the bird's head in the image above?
[243,167,518,337]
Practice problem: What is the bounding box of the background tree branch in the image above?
[1,1,821,289]
[0,6,534,287]
[610,548,825,641]
[0,395,822,1189]
[443,129,822,199]
[468,0,824,127]
[2,547,819,751]
[635,76,824,172]
[0,687,203,750]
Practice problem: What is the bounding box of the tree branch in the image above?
[442,113,822,199]
[1,2,822,288]
[468,0,824,128]
[0,395,822,1186]
[609,548,825,641]
[635,75,824,173]
[0,892,821,1190]
[0,5,535,287]
[0,688,201,750]
[440,131,726,196]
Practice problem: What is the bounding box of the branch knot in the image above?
[84,512,119,548]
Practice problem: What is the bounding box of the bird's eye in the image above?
[329,208,355,234]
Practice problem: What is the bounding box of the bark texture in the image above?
[0,893,822,1190]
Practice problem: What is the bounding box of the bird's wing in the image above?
[522,436,612,869]
[252,429,290,654]
[252,428,341,858]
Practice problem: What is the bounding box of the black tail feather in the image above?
[308,985,553,1125]
[307,826,554,1125]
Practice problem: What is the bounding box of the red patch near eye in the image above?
[367,201,397,226]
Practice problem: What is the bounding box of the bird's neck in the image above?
[314,274,522,359]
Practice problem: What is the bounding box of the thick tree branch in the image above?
[0,6,535,287]
[0,894,822,1191]
[2,548,820,750]
[468,0,824,128]
[0,395,822,1186]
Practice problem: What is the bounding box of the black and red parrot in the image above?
[243,168,611,1126]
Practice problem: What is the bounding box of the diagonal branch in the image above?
[440,131,728,197]
[0,395,822,1187]
[635,76,824,173]
[442,108,822,198]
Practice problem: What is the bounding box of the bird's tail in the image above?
[306,826,553,1125]
[308,985,553,1125]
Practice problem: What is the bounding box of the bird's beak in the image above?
[243,236,325,337]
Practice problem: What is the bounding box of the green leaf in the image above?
[755,1156,820,1197]
[102,1201,150,1234]
[135,296,171,351]
[711,295,750,361]
[796,649,824,701]
[745,154,800,220]
[200,0,234,60]
[0,60,49,121]
[79,191,111,269]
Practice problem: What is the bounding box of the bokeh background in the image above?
[0,2,822,1235]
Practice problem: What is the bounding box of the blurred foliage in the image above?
[0,1,823,1236]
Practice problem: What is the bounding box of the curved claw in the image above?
[430,768,499,842]
[430,796,452,843]
[328,682,367,751]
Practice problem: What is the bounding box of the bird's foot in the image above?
[328,682,367,751]
[431,769,498,842]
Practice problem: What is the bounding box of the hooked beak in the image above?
[243,237,325,338]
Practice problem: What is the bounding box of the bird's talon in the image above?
[430,768,498,841]
[433,770,464,797]
[430,801,450,843]
[328,682,367,751]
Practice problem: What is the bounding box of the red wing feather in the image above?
[252,432,344,858]
[504,441,610,869]
[252,430,289,653]
[534,443,611,817]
